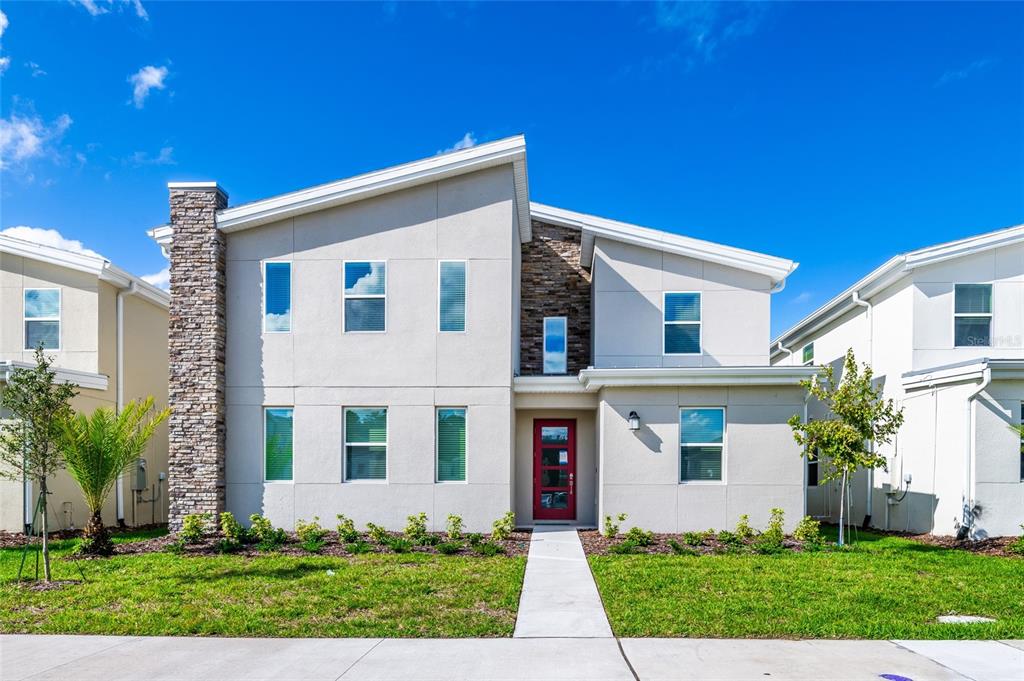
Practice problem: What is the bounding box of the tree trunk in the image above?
[40,476,51,582]
[81,508,113,556]
[838,470,847,547]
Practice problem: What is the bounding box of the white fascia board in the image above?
[214,136,531,240]
[530,203,797,284]
[579,366,818,390]
[903,358,1024,390]
[904,223,1024,270]
[0,234,168,308]
[513,375,591,393]
[0,361,109,391]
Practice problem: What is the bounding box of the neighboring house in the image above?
[150,136,816,534]
[772,226,1024,538]
[0,235,170,533]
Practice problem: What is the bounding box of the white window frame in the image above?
[953,282,992,348]
[802,342,814,366]
[262,261,292,334]
[435,406,468,484]
[663,291,702,356]
[23,287,61,351]
[343,406,388,483]
[679,406,726,485]
[342,260,387,334]
[263,406,294,484]
[542,316,568,375]
[438,260,468,334]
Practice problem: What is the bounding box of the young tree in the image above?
[0,347,78,581]
[58,397,170,555]
[788,349,904,546]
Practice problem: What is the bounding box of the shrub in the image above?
[716,529,742,546]
[624,526,654,546]
[491,511,516,541]
[346,540,372,554]
[753,508,786,553]
[793,515,822,545]
[336,514,359,543]
[295,517,327,544]
[248,514,287,550]
[473,540,504,556]
[366,523,391,545]
[1008,524,1024,555]
[220,512,247,545]
[682,531,705,546]
[215,538,241,554]
[466,532,483,546]
[385,537,413,553]
[735,514,755,540]
[668,539,698,556]
[446,514,464,541]
[180,513,209,544]
[419,533,441,547]
[404,512,429,542]
[164,539,184,554]
[602,513,628,538]
[437,541,463,555]
[608,540,639,555]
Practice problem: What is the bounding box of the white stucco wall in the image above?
[592,239,773,368]
[223,165,518,532]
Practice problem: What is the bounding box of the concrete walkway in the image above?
[513,525,613,638]
[3,635,1022,680]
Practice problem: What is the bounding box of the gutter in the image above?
[961,366,991,539]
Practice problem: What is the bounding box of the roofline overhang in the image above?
[530,202,799,286]
[577,366,819,390]
[902,358,1024,390]
[0,360,109,391]
[513,375,591,394]
[0,235,169,309]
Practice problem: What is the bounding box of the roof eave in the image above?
[578,366,818,390]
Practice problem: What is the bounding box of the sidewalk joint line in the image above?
[334,637,384,680]
[614,637,641,681]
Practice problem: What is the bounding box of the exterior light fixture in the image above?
[628,411,640,431]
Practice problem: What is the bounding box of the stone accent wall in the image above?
[520,220,592,375]
[167,186,228,531]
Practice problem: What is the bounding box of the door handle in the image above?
[569,473,574,495]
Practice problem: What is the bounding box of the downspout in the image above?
[851,291,874,526]
[776,341,794,364]
[960,365,991,539]
[115,282,137,526]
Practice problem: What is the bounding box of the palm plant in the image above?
[58,397,169,555]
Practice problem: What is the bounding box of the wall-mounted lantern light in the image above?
[628,411,640,431]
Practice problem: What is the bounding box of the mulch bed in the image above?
[579,530,804,556]
[893,531,1019,557]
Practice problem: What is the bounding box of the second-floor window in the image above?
[263,262,291,333]
[439,261,466,332]
[802,342,814,365]
[24,288,61,350]
[664,292,701,355]
[543,317,567,374]
[344,261,386,332]
[954,284,992,347]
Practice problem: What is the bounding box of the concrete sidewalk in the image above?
[513,525,612,638]
[2,635,1021,680]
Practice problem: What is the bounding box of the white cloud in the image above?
[0,111,73,170]
[346,262,386,295]
[0,57,9,75]
[141,266,169,290]
[128,65,169,108]
[0,226,103,258]
[126,145,175,166]
[651,1,768,62]
[0,10,9,37]
[264,312,291,332]
[70,0,148,20]
[791,291,813,305]
[438,132,477,154]
[26,61,47,77]
[935,58,997,88]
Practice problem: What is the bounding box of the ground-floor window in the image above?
[437,408,467,482]
[264,407,294,482]
[344,407,388,481]
[680,407,724,482]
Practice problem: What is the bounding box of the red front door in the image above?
[533,419,576,521]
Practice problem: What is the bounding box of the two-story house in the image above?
[151,136,816,533]
[772,225,1024,538]
[1,234,171,533]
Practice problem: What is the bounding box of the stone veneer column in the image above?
[166,182,228,531]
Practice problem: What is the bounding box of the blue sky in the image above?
[1,1,1021,337]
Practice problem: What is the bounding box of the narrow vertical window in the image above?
[437,408,467,482]
[802,342,814,365]
[543,316,567,374]
[264,262,291,333]
[439,261,466,332]
[954,284,992,347]
[680,408,724,482]
[807,459,819,487]
[264,408,293,482]
[664,292,701,355]
[344,261,386,332]
[24,288,61,350]
[344,408,387,480]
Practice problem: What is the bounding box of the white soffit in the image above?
[578,366,818,390]
[530,202,798,284]
[213,135,532,241]
[0,234,169,308]
[0,361,109,391]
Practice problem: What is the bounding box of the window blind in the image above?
[437,408,466,481]
[265,408,293,481]
[264,262,291,332]
[439,261,466,332]
[345,408,387,480]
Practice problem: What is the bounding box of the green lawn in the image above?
[0,531,526,638]
[589,530,1024,639]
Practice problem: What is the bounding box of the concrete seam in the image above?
[889,640,977,681]
[333,638,385,680]
[614,637,641,681]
